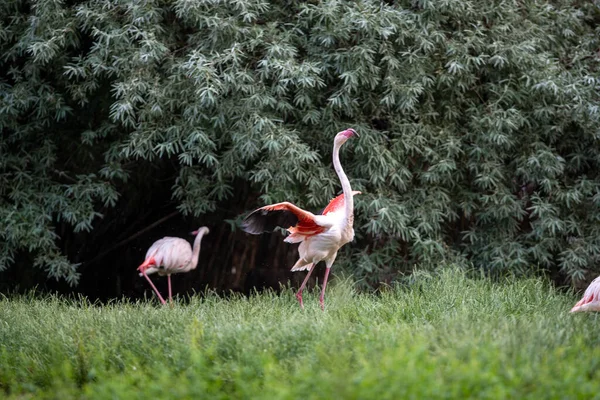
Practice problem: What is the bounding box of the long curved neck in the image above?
[190,231,207,270]
[332,140,353,223]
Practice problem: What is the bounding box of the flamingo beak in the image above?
[190,230,198,235]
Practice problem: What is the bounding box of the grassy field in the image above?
[1,268,599,399]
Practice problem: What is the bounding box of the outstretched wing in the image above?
[242,202,326,236]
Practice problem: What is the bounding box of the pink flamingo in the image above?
[242,128,360,310]
[137,227,209,305]
[571,276,600,313]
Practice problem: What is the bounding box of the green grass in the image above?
[1,268,599,399]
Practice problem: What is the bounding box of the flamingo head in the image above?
[137,256,156,273]
[335,128,359,145]
[191,226,210,236]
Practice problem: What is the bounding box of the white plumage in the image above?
[242,128,360,310]
[571,276,600,313]
[142,237,194,276]
[138,226,209,305]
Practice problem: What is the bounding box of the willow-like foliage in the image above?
[1,0,599,286]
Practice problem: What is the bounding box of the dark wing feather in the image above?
[242,209,299,235]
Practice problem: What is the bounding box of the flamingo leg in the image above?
[319,267,331,311]
[319,255,337,311]
[295,264,315,310]
[142,271,166,305]
[168,274,173,306]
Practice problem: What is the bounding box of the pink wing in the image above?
[321,191,361,215]
[242,192,361,244]
[242,202,325,237]
[571,276,600,313]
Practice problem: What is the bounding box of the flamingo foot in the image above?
[295,291,304,310]
[294,263,314,310]
[319,296,325,311]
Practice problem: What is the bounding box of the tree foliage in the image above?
[1,0,599,288]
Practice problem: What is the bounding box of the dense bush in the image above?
[1,0,599,289]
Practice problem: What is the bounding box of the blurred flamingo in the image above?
[242,128,360,310]
[571,276,600,313]
[138,226,210,305]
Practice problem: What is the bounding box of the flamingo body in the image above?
[289,192,361,271]
[141,237,194,276]
[242,128,360,310]
[571,276,600,313]
[138,226,209,305]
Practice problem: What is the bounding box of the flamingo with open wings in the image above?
[242,128,360,310]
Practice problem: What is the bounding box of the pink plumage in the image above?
[138,226,209,305]
[571,276,600,313]
[322,191,362,216]
[242,128,360,310]
[140,238,194,275]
